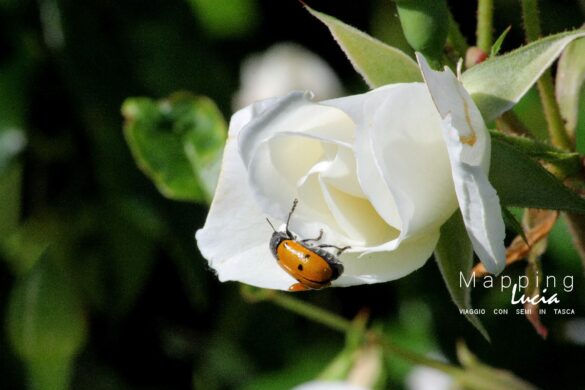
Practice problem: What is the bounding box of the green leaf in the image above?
[556,35,585,136]
[490,26,511,57]
[461,29,585,122]
[306,6,422,88]
[434,211,490,340]
[7,254,87,390]
[490,138,585,212]
[501,207,528,245]
[122,93,227,203]
[490,130,581,177]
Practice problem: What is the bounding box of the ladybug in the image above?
[266,199,350,292]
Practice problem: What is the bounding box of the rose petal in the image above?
[328,84,458,249]
[334,231,440,286]
[417,53,506,274]
[239,92,355,221]
[325,88,403,234]
[320,146,364,198]
[195,104,296,290]
[367,84,457,236]
[319,176,400,247]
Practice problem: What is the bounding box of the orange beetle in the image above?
[267,199,349,292]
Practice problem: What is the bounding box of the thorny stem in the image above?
[538,72,573,150]
[269,290,353,333]
[379,335,461,375]
[476,0,494,53]
[520,0,573,150]
[241,285,353,333]
[520,0,541,42]
[520,0,585,263]
[496,111,530,136]
[242,286,463,375]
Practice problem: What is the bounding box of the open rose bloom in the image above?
[196,54,506,290]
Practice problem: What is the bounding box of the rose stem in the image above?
[476,0,493,53]
[520,0,573,150]
[243,286,464,375]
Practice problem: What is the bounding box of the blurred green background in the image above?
[1,0,584,389]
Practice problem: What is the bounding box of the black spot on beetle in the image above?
[298,264,303,271]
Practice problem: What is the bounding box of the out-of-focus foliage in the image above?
[7,253,87,390]
[123,93,226,203]
[0,0,585,389]
[187,0,259,39]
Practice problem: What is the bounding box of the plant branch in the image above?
[536,72,573,150]
[378,334,461,375]
[520,0,573,150]
[476,0,494,52]
[241,285,463,374]
[270,291,353,333]
[520,0,541,41]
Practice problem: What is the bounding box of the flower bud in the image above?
[396,0,449,68]
[465,47,488,69]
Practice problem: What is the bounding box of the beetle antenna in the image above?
[285,199,298,237]
[266,218,277,233]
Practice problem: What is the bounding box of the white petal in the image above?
[320,146,364,198]
[441,116,506,274]
[325,88,403,233]
[329,84,458,243]
[417,53,506,274]
[319,176,399,247]
[333,231,440,286]
[368,84,457,237]
[195,105,295,290]
[239,91,355,223]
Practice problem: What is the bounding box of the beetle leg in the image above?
[285,199,299,238]
[334,246,351,256]
[301,229,323,244]
[318,244,351,256]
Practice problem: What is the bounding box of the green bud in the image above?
[395,0,449,68]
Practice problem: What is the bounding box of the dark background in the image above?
[1,0,584,388]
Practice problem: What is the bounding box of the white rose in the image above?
[196,54,506,290]
[233,42,343,110]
